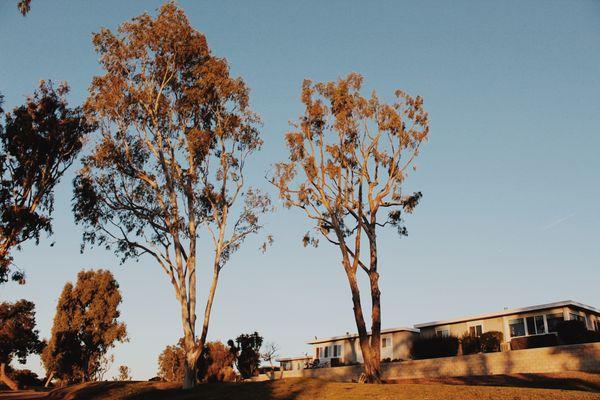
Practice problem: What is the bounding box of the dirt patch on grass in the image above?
[3,376,599,400]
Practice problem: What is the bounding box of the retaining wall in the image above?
[254,342,600,382]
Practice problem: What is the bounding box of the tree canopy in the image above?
[229,331,263,379]
[74,3,269,388]
[0,81,93,284]
[272,73,429,382]
[42,269,127,383]
[0,300,44,389]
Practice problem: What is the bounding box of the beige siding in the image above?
[312,330,417,363]
[391,331,417,360]
[419,305,600,344]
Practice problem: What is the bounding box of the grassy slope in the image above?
[22,377,600,400]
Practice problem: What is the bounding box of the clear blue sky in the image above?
[1,0,599,380]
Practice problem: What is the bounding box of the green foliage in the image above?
[480,331,503,353]
[411,335,460,359]
[0,300,44,365]
[0,81,93,284]
[229,332,263,379]
[42,269,127,383]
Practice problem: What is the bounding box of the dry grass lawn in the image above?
[1,376,599,400]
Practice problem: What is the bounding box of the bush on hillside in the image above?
[461,335,481,355]
[557,320,600,345]
[510,334,558,350]
[411,335,460,359]
[197,341,238,383]
[480,331,503,353]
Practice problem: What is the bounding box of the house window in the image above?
[333,344,342,357]
[596,320,600,332]
[436,329,450,338]
[526,315,546,335]
[324,346,329,358]
[469,325,483,337]
[546,313,564,333]
[382,337,391,348]
[570,313,584,322]
[509,318,526,337]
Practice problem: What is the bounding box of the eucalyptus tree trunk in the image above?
[367,224,382,382]
[0,363,18,390]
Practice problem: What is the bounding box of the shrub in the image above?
[461,335,481,355]
[510,334,558,350]
[157,340,185,382]
[557,320,600,345]
[229,332,262,379]
[11,369,43,388]
[411,336,460,359]
[480,331,503,353]
[197,341,238,383]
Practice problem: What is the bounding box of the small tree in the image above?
[42,269,127,383]
[261,342,278,376]
[272,74,428,382]
[0,300,44,390]
[0,82,92,284]
[157,341,185,383]
[229,332,263,379]
[74,3,270,388]
[96,354,114,381]
[114,365,132,381]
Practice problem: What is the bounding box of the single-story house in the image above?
[277,300,599,370]
[276,356,312,371]
[307,327,419,365]
[414,300,600,345]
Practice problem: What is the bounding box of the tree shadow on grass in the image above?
[124,378,325,400]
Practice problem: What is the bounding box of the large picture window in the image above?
[526,315,546,335]
[509,318,526,337]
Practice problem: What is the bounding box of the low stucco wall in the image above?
[259,343,600,382]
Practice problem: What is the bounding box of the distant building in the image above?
[276,356,312,371]
[307,327,419,365]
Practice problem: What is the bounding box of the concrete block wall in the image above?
[254,342,600,382]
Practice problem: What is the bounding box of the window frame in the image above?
[333,344,342,358]
[509,318,526,338]
[435,329,450,338]
[381,337,391,348]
